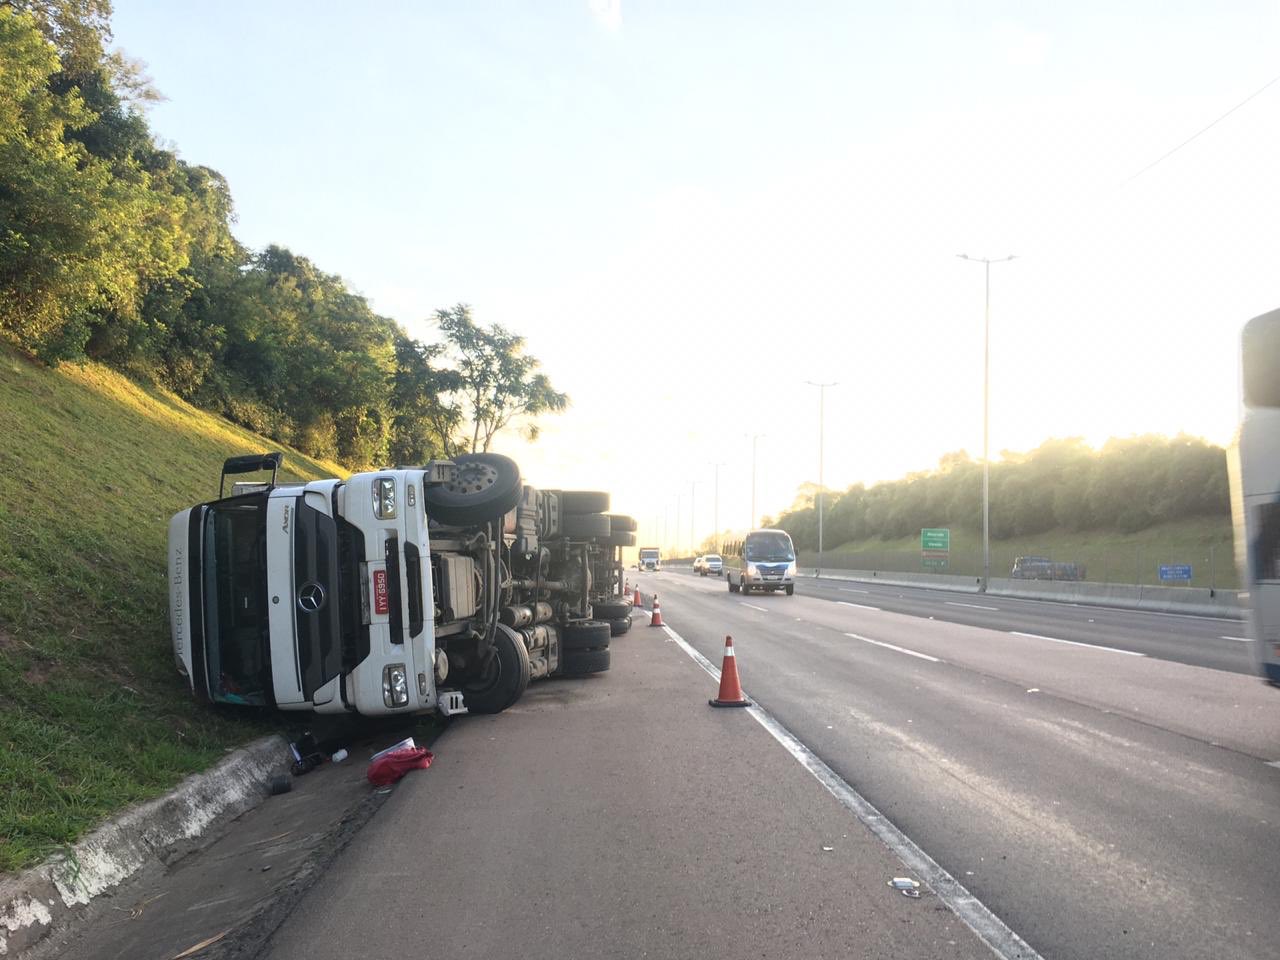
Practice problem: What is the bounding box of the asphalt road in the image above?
[262,607,995,960]
[633,568,1280,960]
[664,566,1257,675]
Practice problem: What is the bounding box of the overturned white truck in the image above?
[167,452,635,717]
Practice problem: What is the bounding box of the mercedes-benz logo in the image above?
[297,581,326,613]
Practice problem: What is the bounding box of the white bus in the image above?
[1229,306,1280,688]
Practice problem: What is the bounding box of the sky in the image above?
[111,0,1280,552]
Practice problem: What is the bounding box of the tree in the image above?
[435,304,567,453]
[388,334,462,463]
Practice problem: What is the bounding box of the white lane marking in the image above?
[743,603,768,613]
[945,601,1000,611]
[1266,760,1280,770]
[837,601,881,611]
[656,619,1042,960]
[839,587,870,594]
[1219,635,1254,642]
[1009,631,1145,657]
[844,632,942,662]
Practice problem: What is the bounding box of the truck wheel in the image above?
[728,577,739,593]
[592,600,631,621]
[562,647,611,676]
[785,585,794,596]
[605,513,637,532]
[608,617,631,636]
[560,620,611,652]
[562,513,611,538]
[462,624,530,714]
[424,454,523,527]
[608,531,636,547]
[560,491,611,515]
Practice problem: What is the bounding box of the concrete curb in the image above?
[0,734,291,957]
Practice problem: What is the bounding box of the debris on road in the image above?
[888,877,922,898]
[370,737,415,763]
[367,747,434,787]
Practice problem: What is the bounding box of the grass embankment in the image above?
[800,516,1236,589]
[0,349,350,872]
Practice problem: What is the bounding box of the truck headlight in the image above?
[786,561,797,577]
[373,477,397,519]
[382,663,409,707]
[746,563,758,577]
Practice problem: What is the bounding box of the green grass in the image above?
[0,348,352,873]
[799,516,1236,589]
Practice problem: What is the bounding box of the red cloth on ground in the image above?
[366,747,434,786]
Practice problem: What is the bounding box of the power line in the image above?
[1124,72,1280,184]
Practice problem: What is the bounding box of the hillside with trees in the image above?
[0,2,563,467]
[770,436,1230,551]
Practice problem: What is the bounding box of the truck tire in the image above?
[608,617,631,636]
[605,513,637,532]
[560,620,611,652]
[560,490,611,515]
[424,454,523,527]
[562,647,610,676]
[608,531,636,547]
[785,584,794,596]
[562,513,610,538]
[462,624,530,714]
[592,599,631,621]
[728,576,739,593]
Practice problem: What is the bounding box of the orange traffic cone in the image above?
[709,635,749,708]
[632,585,642,607]
[650,595,664,627]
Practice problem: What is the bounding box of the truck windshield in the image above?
[202,497,270,706]
[744,533,795,562]
[640,549,659,559]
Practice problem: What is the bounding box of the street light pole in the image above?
[749,434,764,529]
[710,462,724,552]
[805,381,838,578]
[690,480,697,555]
[675,494,681,559]
[957,254,1016,593]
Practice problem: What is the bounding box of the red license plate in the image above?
[372,569,389,615]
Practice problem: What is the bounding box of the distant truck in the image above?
[1009,556,1086,581]
[167,452,633,717]
[638,547,661,572]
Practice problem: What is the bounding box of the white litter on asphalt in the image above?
[653,615,1044,960]
[1009,631,1145,657]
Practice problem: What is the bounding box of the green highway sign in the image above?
[922,557,949,569]
[921,528,951,552]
